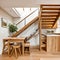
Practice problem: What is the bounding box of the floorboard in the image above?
[0,48,60,60]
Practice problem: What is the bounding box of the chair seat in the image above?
[24,42,30,47]
[10,44,21,58]
[12,45,21,48]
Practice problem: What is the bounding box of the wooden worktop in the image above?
[43,33,60,36]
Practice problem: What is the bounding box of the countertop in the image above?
[43,33,60,36]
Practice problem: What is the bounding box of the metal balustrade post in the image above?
[24,19,26,25]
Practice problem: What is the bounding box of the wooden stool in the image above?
[2,43,8,54]
[24,42,30,54]
[2,42,13,54]
[11,45,21,58]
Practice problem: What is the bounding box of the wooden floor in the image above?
[0,48,60,60]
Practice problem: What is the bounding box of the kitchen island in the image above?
[45,34,60,53]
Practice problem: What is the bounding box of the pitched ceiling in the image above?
[0,0,60,7]
[2,8,20,17]
[0,0,60,17]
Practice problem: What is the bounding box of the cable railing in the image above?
[16,9,38,31]
[25,28,39,42]
[16,9,38,25]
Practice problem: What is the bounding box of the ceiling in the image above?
[0,0,60,17]
[0,0,60,8]
[2,8,20,17]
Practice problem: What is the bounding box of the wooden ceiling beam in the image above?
[42,12,60,13]
[40,4,60,29]
[42,17,56,19]
[41,18,55,20]
[41,15,58,17]
[42,21,54,23]
[41,4,60,6]
[41,13,58,15]
[42,13,58,15]
[42,27,52,29]
[42,24,53,26]
[42,21,55,22]
[42,26,52,27]
[42,8,60,10]
[42,25,52,26]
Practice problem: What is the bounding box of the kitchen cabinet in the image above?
[46,35,60,53]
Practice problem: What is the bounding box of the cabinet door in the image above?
[58,36,60,51]
[47,36,60,53]
[56,36,60,52]
[47,36,56,53]
[47,36,53,52]
[52,36,56,52]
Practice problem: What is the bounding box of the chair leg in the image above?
[18,48,21,55]
[2,44,6,54]
[2,47,4,54]
[10,48,14,56]
[15,48,17,58]
[29,47,30,54]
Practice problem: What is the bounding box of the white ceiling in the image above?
[0,0,60,8]
[2,8,20,17]
[0,0,60,17]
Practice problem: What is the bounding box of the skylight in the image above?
[12,8,38,18]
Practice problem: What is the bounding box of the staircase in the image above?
[12,16,39,37]
[12,5,60,45]
[12,9,38,37]
[41,4,60,29]
[40,34,46,51]
[39,4,60,50]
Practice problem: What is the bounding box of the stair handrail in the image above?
[16,9,38,25]
[25,28,39,41]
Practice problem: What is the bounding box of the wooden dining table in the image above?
[3,37,25,56]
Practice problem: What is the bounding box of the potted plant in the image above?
[8,24,18,36]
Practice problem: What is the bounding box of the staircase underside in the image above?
[41,4,60,29]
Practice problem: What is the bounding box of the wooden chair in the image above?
[10,44,21,58]
[8,40,22,58]
[2,41,13,54]
[3,37,25,57]
[24,42,30,54]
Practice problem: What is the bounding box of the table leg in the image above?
[8,41,10,56]
[22,42,24,55]
[2,41,5,54]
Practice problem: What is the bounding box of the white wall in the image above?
[0,8,13,54]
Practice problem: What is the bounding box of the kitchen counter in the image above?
[43,33,60,36]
